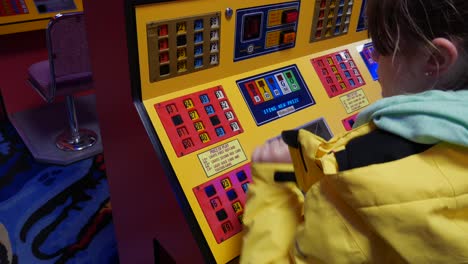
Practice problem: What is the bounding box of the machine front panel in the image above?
[132,0,380,263]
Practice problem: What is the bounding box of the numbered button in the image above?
[210,16,219,28]
[204,105,215,115]
[177,48,186,59]
[165,104,178,114]
[194,19,204,30]
[215,90,224,99]
[215,127,225,137]
[189,110,199,120]
[182,138,194,149]
[195,32,203,43]
[230,122,240,132]
[183,99,194,109]
[176,126,188,137]
[220,101,229,110]
[199,94,210,104]
[210,30,219,40]
[199,132,210,143]
[195,45,203,55]
[210,54,219,65]
[210,41,219,52]
[225,111,234,121]
[176,22,186,33]
[221,221,233,234]
[232,201,243,214]
[194,121,205,132]
[210,197,222,209]
[221,178,232,190]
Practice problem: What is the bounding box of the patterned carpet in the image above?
[0,121,119,264]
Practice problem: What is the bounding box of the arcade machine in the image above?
[86,0,379,263]
[0,0,83,34]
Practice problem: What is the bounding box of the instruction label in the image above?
[340,89,369,113]
[198,140,247,177]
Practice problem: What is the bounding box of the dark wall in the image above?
[0,30,48,114]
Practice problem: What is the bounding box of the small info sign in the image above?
[198,139,247,177]
[340,89,369,114]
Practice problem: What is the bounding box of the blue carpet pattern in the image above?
[0,121,119,264]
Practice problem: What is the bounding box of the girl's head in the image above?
[366,0,468,97]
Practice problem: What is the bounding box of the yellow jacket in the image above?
[240,123,468,263]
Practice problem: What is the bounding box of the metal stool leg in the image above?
[56,95,98,151]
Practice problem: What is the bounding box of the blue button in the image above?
[199,94,210,104]
[205,105,215,115]
[205,185,216,197]
[194,19,204,30]
[215,127,225,137]
[226,189,238,201]
[236,170,247,182]
[242,182,249,193]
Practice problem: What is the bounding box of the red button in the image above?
[282,10,298,23]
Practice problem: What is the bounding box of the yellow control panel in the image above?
[131,0,378,263]
[0,0,83,35]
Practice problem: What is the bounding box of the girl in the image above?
[240,0,468,263]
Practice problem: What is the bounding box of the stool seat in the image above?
[20,12,101,164]
[28,60,93,102]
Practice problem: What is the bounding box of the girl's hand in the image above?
[252,137,292,163]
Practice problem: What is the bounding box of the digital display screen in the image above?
[242,14,262,41]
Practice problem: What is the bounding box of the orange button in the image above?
[281,31,296,44]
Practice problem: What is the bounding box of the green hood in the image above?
[354,90,468,147]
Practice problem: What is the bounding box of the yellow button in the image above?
[199,132,210,143]
[232,201,243,214]
[183,99,194,109]
[189,110,199,120]
[221,178,232,190]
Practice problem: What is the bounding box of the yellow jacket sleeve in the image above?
[240,163,304,264]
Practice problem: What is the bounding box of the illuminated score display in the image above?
[236,65,315,126]
[234,1,300,61]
